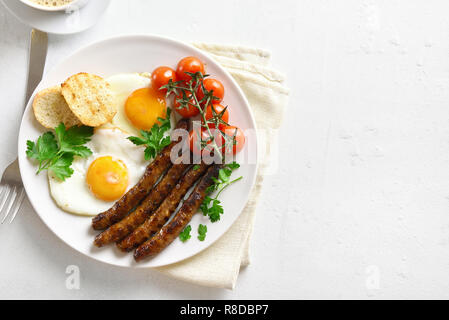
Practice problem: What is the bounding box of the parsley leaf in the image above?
[48,153,75,181]
[200,162,242,223]
[128,108,172,161]
[26,140,37,159]
[198,224,207,241]
[62,145,92,158]
[127,136,146,145]
[26,123,93,181]
[179,225,192,242]
[54,123,94,158]
[200,196,224,222]
[226,162,240,170]
[56,123,93,147]
[26,131,58,163]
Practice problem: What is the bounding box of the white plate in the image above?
[18,35,258,268]
[1,0,110,35]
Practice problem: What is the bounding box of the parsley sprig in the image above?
[200,162,242,223]
[178,162,241,242]
[198,224,207,241]
[179,225,192,242]
[127,109,172,160]
[26,123,93,181]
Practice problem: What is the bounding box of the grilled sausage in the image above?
[134,164,221,261]
[91,119,188,230]
[93,163,190,247]
[117,163,210,252]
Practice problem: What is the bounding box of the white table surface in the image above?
[1,0,449,300]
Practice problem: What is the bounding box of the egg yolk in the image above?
[86,156,129,201]
[125,87,167,130]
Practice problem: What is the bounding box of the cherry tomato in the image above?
[197,78,225,104]
[189,128,226,156]
[203,103,229,130]
[189,129,212,156]
[151,66,177,93]
[222,125,246,154]
[173,90,200,118]
[176,57,205,82]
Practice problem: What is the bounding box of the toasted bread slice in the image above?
[61,73,117,127]
[32,85,82,129]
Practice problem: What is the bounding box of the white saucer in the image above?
[1,0,111,35]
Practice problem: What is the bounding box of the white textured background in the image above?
[1,0,449,299]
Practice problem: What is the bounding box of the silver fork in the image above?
[0,29,48,224]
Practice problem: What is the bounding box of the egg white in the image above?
[48,128,149,216]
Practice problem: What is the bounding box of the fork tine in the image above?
[0,187,6,204]
[8,187,25,224]
[1,186,17,224]
[0,185,11,213]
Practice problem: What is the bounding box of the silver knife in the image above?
[25,29,48,103]
[0,29,48,224]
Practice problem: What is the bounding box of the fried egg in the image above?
[104,73,169,136]
[49,73,178,216]
[48,128,149,216]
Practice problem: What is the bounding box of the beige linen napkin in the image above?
[155,43,290,289]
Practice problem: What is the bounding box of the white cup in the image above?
[19,0,90,12]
